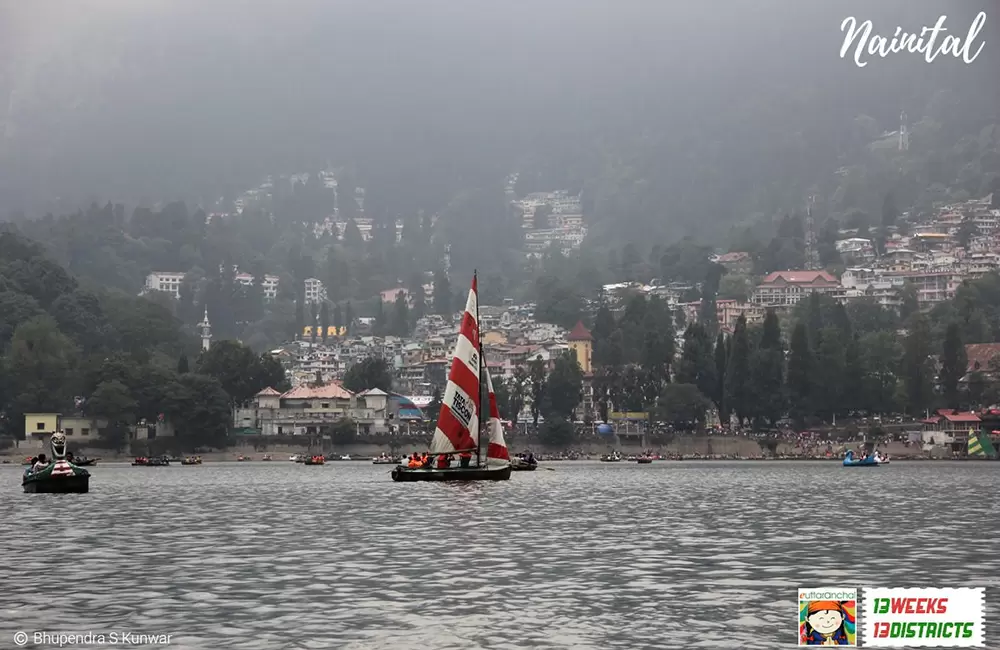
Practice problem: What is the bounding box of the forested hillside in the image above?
[0,230,286,447]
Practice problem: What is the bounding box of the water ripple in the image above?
[1,461,997,649]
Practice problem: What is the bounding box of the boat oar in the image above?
[544,467,555,471]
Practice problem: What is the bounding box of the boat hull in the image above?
[510,464,537,472]
[23,474,90,493]
[635,458,653,464]
[73,459,97,467]
[391,465,512,482]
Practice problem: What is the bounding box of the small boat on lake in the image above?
[180,456,202,465]
[391,274,511,482]
[372,454,398,465]
[843,450,881,467]
[303,455,326,465]
[261,454,272,461]
[71,456,98,467]
[23,433,90,494]
[237,455,251,462]
[510,454,538,471]
[635,457,653,464]
[601,452,622,462]
[132,456,170,466]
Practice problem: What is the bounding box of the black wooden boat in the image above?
[392,465,512,481]
[132,456,170,466]
[635,457,653,464]
[510,458,538,471]
[72,457,98,467]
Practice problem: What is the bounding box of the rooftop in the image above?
[567,321,593,341]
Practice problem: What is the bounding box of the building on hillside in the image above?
[143,272,186,298]
[885,270,960,306]
[233,382,393,436]
[714,251,753,275]
[750,270,843,308]
[234,273,280,300]
[567,321,593,374]
[921,409,981,449]
[304,278,327,304]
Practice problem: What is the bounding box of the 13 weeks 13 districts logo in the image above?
[799,587,858,646]
[862,587,985,647]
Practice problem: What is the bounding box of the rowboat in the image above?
[391,274,511,482]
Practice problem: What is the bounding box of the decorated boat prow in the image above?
[23,432,90,493]
[392,274,511,483]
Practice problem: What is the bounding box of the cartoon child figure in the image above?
[800,600,854,645]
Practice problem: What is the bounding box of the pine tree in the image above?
[310,302,318,343]
[813,326,846,421]
[433,270,452,315]
[177,354,190,374]
[392,292,410,336]
[344,301,354,336]
[677,322,716,403]
[725,315,752,426]
[787,323,812,424]
[294,300,305,339]
[940,322,967,409]
[319,302,330,341]
[333,303,343,332]
[902,315,933,414]
[751,309,785,427]
[713,332,729,424]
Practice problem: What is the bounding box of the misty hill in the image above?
[2,1,998,252]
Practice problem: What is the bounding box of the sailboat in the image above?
[967,428,998,458]
[391,274,512,482]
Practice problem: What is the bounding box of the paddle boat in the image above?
[23,432,90,493]
[635,456,654,464]
[843,450,881,467]
[71,455,98,467]
[132,456,170,466]
[180,456,202,465]
[261,454,272,461]
[372,454,398,465]
[237,455,251,462]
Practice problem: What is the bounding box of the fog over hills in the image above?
[1,0,998,245]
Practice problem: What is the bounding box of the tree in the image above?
[859,332,901,415]
[713,332,729,424]
[528,355,546,427]
[433,270,452,315]
[725,315,752,426]
[86,379,136,451]
[344,219,364,247]
[940,322,967,409]
[310,302,319,343]
[197,340,285,405]
[391,292,410,336]
[902,315,934,414]
[177,354,190,374]
[320,302,330,341]
[881,191,898,229]
[812,327,846,421]
[676,322,716,404]
[786,323,812,423]
[539,416,576,448]
[342,357,393,393]
[165,373,232,450]
[5,316,78,439]
[426,385,443,429]
[498,369,527,424]
[543,351,584,419]
[898,282,919,322]
[751,309,785,427]
[657,383,710,430]
[330,417,356,445]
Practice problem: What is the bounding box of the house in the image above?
[922,409,981,448]
[714,251,753,274]
[750,270,843,308]
[566,321,593,374]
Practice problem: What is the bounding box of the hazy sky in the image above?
[1,0,997,215]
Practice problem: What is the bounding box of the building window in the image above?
[81,428,90,436]
[65,428,74,435]
[36,422,45,431]
[321,402,330,409]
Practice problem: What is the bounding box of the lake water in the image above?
[2,461,998,649]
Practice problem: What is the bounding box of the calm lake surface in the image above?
[2,461,998,649]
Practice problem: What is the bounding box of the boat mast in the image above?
[475,269,483,468]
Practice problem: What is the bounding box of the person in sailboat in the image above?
[407,453,420,468]
[459,450,472,468]
[436,453,451,469]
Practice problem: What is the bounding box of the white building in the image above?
[144,272,187,298]
[304,278,327,304]
[234,273,280,300]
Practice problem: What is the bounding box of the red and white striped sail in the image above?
[484,366,510,467]
[429,275,481,455]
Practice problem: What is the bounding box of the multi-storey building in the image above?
[304,278,327,304]
[750,270,843,308]
[143,272,187,298]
